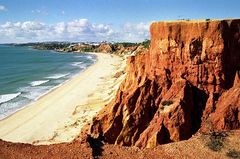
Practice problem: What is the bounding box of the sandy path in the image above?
[0,53,126,144]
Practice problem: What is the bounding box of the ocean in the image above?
[0,45,96,120]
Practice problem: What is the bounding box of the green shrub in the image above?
[82,47,94,52]
[140,39,150,49]
[226,149,240,158]
[206,131,227,151]
[116,42,137,47]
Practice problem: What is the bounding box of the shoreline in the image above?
[0,52,97,122]
[0,52,126,144]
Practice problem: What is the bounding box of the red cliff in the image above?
[90,19,240,148]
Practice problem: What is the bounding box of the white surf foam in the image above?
[20,85,52,101]
[30,80,49,86]
[46,73,69,79]
[71,62,83,67]
[0,92,21,104]
[86,55,94,59]
[71,62,88,70]
[79,65,87,69]
[0,98,30,120]
[86,55,97,62]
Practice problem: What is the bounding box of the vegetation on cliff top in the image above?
[12,39,150,55]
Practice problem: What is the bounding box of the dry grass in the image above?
[226,149,240,158]
[206,131,228,151]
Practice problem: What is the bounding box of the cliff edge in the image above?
[90,19,240,148]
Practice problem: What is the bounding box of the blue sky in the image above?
[0,0,239,43]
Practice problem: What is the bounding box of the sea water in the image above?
[0,45,96,120]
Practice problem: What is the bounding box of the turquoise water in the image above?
[0,45,96,119]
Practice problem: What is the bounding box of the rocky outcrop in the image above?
[90,19,240,148]
[95,43,114,53]
[94,43,148,55]
[207,83,240,131]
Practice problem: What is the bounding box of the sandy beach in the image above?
[0,53,126,144]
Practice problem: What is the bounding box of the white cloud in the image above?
[0,5,6,11]
[54,22,66,34]
[0,21,50,42]
[0,19,150,43]
[120,22,150,42]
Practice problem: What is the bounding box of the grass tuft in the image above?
[206,131,228,151]
[226,149,240,158]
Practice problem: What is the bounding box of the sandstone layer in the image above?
[90,19,240,148]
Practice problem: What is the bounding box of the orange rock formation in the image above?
[90,19,240,148]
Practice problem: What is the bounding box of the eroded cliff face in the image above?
[90,19,240,148]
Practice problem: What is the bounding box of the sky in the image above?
[0,0,239,43]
